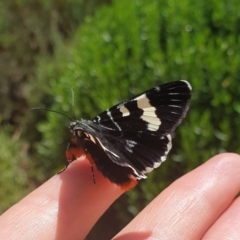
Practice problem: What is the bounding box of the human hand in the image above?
[0,153,240,240]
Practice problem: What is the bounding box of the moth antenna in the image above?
[29,108,73,121]
[71,87,76,120]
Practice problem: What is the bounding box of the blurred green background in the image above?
[1,0,240,239]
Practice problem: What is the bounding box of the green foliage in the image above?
[0,0,110,127]
[0,126,30,213]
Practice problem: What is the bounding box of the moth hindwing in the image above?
[64,80,192,189]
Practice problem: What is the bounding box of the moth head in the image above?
[69,121,78,133]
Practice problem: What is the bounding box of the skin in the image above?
[0,153,240,240]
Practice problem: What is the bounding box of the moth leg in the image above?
[57,162,70,174]
[90,164,96,184]
[58,145,76,174]
[58,142,81,174]
[84,148,96,184]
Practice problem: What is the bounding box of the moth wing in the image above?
[92,80,191,136]
[86,127,172,179]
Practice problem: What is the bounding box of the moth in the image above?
[63,80,192,189]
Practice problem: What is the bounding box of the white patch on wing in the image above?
[142,161,162,174]
[147,123,158,131]
[126,140,137,147]
[153,162,161,168]
[161,156,167,162]
[126,140,137,153]
[96,116,101,122]
[166,134,172,150]
[161,134,172,162]
[140,115,161,131]
[119,105,130,117]
[168,105,182,108]
[180,80,192,90]
[144,167,153,173]
[143,107,157,115]
[134,93,146,101]
[134,94,161,131]
[168,92,182,95]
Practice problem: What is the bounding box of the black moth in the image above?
[64,80,191,189]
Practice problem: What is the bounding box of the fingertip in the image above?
[209,152,240,165]
[56,158,124,239]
